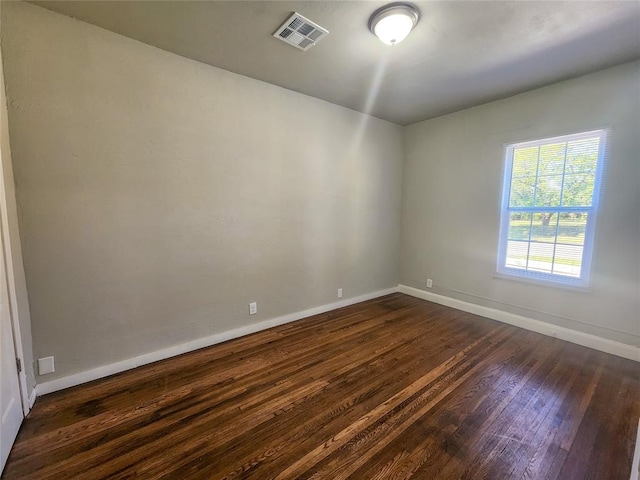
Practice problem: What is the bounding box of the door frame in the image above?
[0,142,30,416]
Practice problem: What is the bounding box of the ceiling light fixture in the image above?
[368,2,420,46]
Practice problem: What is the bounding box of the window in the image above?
[497,129,607,287]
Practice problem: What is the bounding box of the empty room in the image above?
[0,1,639,479]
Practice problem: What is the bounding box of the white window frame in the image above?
[496,129,608,288]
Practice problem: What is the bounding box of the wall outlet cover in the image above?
[38,356,55,375]
[249,302,257,315]
[338,288,343,299]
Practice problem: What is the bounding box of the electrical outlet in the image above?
[38,356,55,375]
[337,288,343,299]
[426,278,433,288]
[249,302,257,315]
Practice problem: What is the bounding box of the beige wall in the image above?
[0,1,35,397]
[1,2,404,381]
[401,61,640,347]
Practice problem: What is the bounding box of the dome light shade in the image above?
[369,3,419,46]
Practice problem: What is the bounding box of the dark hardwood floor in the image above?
[3,293,639,479]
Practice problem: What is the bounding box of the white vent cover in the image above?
[273,13,329,51]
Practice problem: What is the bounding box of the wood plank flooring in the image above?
[3,293,639,479]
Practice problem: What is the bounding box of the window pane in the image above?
[508,212,532,240]
[552,244,583,277]
[538,143,566,176]
[566,138,599,174]
[512,146,538,177]
[530,213,558,243]
[499,130,605,286]
[506,240,528,269]
[562,174,595,207]
[509,177,536,207]
[557,213,587,246]
[534,175,563,207]
[528,242,554,273]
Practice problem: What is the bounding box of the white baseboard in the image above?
[632,419,640,480]
[35,287,399,396]
[398,284,639,362]
[28,387,37,409]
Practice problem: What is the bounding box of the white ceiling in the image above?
[31,1,640,125]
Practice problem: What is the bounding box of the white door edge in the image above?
[0,134,30,416]
[631,419,640,480]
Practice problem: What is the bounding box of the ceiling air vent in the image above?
[273,13,329,51]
